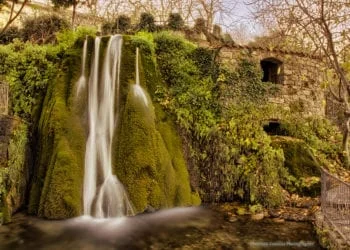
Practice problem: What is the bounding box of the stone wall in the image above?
[219,45,326,117]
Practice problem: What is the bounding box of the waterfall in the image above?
[82,35,134,218]
[76,39,88,95]
[133,48,148,106]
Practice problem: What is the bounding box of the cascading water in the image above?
[133,48,149,106]
[76,38,88,95]
[81,35,134,218]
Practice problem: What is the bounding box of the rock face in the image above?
[0,115,29,223]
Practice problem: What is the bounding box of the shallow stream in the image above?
[0,206,323,250]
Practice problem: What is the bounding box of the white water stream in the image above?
[76,39,87,95]
[81,35,134,218]
[133,47,149,106]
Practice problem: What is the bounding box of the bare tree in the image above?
[124,0,194,25]
[114,0,236,29]
[0,0,28,35]
[250,0,350,167]
[194,0,237,32]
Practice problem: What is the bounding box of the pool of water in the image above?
[0,207,323,250]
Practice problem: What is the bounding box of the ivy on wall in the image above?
[153,31,343,206]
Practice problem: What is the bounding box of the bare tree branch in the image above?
[0,0,28,35]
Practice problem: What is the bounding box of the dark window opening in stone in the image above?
[263,120,283,135]
[261,58,282,84]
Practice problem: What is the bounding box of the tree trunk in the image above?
[72,1,77,28]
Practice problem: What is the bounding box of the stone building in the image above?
[218,44,325,117]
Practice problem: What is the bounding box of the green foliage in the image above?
[0,41,57,121]
[222,33,234,43]
[190,47,219,79]
[276,114,342,170]
[51,0,74,8]
[218,55,266,104]
[55,26,96,50]
[0,121,28,223]
[271,136,321,196]
[167,13,184,31]
[206,105,286,206]
[213,24,222,37]
[101,22,114,35]
[138,13,156,32]
[115,15,131,33]
[0,28,93,122]
[0,26,21,45]
[249,204,263,214]
[102,15,131,35]
[154,32,286,207]
[193,18,206,33]
[22,14,70,44]
[7,123,28,189]
[154,32,218,136]
[0,28,92,218]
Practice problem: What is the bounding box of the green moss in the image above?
[272,136,320,177]
[29,33,198,218]
[114,34,199,212]
[136,33,198,205]
[115,84,172,211]
[28,48,85,219]
[1,195,11,223]
[271,136,321,196]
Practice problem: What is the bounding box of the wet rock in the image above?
[263,211,270,218]
[251,212,264,221]
[228,215,237,223]
[268,209,282,218]
[289,195,320,208]
[272,218,285,223]
[268,205,316,222]
[142,205,156,214]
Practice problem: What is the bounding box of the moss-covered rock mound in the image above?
[28,34,199,218]
[271,136,321,196]
[115,35,199,212]
[28,47,85,219]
